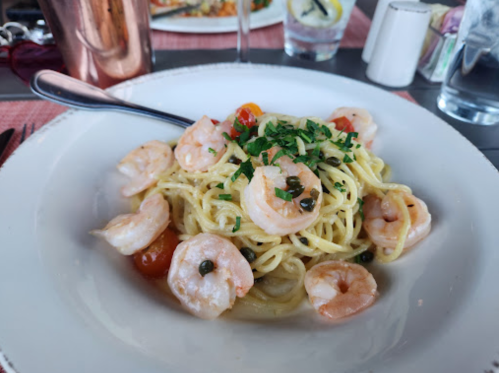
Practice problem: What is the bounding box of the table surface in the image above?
[1,0,498,168]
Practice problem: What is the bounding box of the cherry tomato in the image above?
[332,116,355,133]
[240,102,264,117]
[230,107,256,139]
[211,119,220,125]
[133,228,179,278]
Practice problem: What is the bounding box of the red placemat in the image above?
[151,6,371,50]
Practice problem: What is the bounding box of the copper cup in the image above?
[38,0,153,89]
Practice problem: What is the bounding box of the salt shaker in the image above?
[362,0,420,63]
[366,2,431,88]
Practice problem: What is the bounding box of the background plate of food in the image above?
[150,0,283,33]
[0,64,499,373]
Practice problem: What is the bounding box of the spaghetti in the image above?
[136,111,416,315]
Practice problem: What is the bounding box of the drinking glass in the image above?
[37,0,152,89]
[284,0,356,61]
[437,0,499,125]
[237,0,252,62]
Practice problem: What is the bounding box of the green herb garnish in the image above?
[222,132,234,142]
[262,151,269,165]
[320,125,332,138]
[271,148,288,164]
[334,182,346,193]
[208,147,217,156]
[216,183,224,189]
[232,216,241,232]
[357,198,365,221]
[247,137,272,157]
[275,187,293,202]
[344,132,359,149]
[264,121,278,136]
[343,154,354,163]
[218,194,232,201]
[231,159,254,182]
[233,117,249,133]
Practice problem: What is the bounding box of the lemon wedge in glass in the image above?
[288,0,343,28]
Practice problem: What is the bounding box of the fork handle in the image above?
[30,70,195,129]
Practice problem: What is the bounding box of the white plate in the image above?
[150,0,283,33]
[1,64,499,373]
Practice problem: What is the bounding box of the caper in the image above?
[307,150,324,159]
[359,251,374,263]
[286,176,301,187]
[325,157,342,167]
[310,188,320,200]
[199,260,214,277]
[287,184,305,198]
[300,198,316,212]
[254,276,265,284]
[228,155,242,165]
[299,237,309,246]
[240,247,257,263]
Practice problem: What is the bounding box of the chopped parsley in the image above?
[320,125,332,138]
[218,194,232,201]
[208,147,217,156]
[275,187,293,202]
[306,119,320,132]
[232,216,241,232]
[222,132,234,142]
[271,148,288,164]
[357,198,365,221]
[334,182,346,193]
[262,151,269,165]
[247,137,272,157]
[231,159,254,182]
[343,154,354,163]
[216,183,224,189]
[233,117,248,133]
[356,144,361,149]
[344,132,359,149]
[264,121,278,136]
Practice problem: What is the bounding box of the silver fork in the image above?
[20,123,35,144]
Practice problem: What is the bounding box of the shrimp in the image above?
[244,147,322,236]
[167,233,253,320]
[117,140,174,197]
[304,261,377,320]
[175,115,232,172]
[327,107,378,148]
[363,190,431,250]
[91,194,170,255]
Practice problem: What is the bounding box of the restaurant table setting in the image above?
[1,0,499,372]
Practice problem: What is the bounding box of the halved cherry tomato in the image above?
[211,119,220,125]
[331,116,355,133]
[133,228,179,278]
[230,107,256,139]
[240,102,263,117]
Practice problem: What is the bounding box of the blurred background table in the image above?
[1,0,498,169]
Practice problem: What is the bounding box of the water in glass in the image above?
[284,0,356,61]
[438,0,499,125]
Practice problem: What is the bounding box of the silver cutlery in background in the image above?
[0,128,15,160]
[30,70,195,128]
[151,4,201,19]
